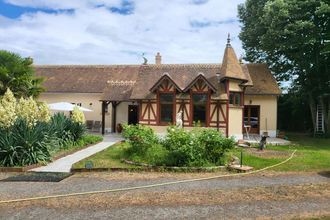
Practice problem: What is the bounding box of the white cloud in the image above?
[0,0,245,64]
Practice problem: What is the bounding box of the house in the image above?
[35,39,281,139]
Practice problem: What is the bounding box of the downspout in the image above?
[226,80,229,137]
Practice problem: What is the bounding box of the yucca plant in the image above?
[0,130,22,167]
[0,119,55,166]
[50,113,85,143]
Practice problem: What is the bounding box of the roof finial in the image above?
[226,33,231,47]
[142,53,148,65]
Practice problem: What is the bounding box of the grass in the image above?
[51,134,103,159]
[73,142,138,169]
[234,134,330,172]
[73,134,330,172]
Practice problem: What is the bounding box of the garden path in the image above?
[30,134,123,173]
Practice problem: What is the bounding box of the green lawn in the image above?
[51,134,103,159]
[235,134,330,172]
[72,134,330,172]
[73,142,138,169]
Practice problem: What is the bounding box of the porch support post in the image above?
[111,101,120,133]
[101,101,106,135]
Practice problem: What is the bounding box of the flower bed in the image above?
[0,89,97,168]
[122,124,235,167]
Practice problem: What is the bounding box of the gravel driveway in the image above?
[0,171,329,219]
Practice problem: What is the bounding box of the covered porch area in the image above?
[99,80,138,135]
[243,134,291,145]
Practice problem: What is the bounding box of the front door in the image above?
[128,105,139,125]
[244,105,260,134]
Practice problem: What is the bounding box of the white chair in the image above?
[244,124,251,139]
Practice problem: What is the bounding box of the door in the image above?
[244,105,260,134]
[128,105,139,125]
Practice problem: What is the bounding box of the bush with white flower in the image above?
[71,106,85,124]
[37,102,51,123]
[0,89,88,167]
[0,88,17,128]
[16,97,39,127]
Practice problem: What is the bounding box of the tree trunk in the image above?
[308,93,316,133]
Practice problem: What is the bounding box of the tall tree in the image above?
[238,0,330,134]
[0,50,44,98]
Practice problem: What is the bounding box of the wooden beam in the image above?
[111,101,120,133]
[216,100,219,131]
[101,101,106,135]
[101,101,111,135]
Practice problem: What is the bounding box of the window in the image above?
[229,92,242,106]
[192,94,207,126]
[159,93,174,124]
[71,102,82,107]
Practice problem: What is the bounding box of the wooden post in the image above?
[111,102,120,133]
[216,100,219,131]
[101,101,106,135]
[181,99,184,128]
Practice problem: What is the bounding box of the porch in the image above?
[243,134,291,145]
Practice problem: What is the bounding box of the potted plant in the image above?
[117,123,123,133]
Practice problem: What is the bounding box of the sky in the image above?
[0,0,246,65]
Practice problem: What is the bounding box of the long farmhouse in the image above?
[36,39,281,139]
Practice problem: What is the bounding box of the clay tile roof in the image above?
[220,45,248,82]
[245,64,281,95]
[241,64,253,86]
[35,62,281,100]
[130,64,221,99]
[101,81,135,101]
[34,65,140,93]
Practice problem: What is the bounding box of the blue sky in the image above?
[0,0,245,64]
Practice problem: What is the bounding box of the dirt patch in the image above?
[2,183,329,210]
[73,171,232,181]
[246,148,292,158]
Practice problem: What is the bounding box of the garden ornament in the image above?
[176,110,183,128]
[259,135,269,150]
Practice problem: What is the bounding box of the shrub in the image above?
[74,135,103,147]
[71,106,85,124]
[122,125,235,167]
[16,97,39,127]
[195,128,235,165]
[162,126,197,166]
[122,124,158,155]
[37,102,51,123]
[0,119,56,166]
[50,113,86,145]
[145,144,169,166]
[0,88,17,128]
[0,88,51,128]
[49,113,74,147]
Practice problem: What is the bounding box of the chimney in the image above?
[155,52,161,65]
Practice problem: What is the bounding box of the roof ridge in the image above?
[33,63,222,68]
[33,64,142,68]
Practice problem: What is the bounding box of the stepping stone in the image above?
[228,165,253,172]
[238,143,250,148]
[0,172,72,182]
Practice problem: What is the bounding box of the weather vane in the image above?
[142,53,148,65]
